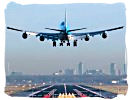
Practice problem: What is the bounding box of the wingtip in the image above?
[121,26,125,28]
[118,26,124,29]
[7,26,10,29]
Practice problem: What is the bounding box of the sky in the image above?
[5,2,126,75]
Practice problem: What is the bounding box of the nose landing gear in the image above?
[60,42,63,46]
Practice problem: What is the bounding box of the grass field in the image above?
[5,84,42,95]
[89,85,128,95]
[5,84,128,96]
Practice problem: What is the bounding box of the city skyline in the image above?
[8,62,127,76]
[5,2,126,75]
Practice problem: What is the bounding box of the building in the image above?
[110,63,116,76]
[53,70,64,76]
[78,62,83,75]
[85,69,104,75]
[118,69,121,76]
[10,71,23,76]
[64,69,74,75]
[123,64,127,75]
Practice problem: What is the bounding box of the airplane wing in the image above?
[36,32,60,40]
[7,27,60,40]
[7,27,38,35]
[71,26,124,37]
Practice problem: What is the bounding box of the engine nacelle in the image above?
[85,35,89,41]
[102,33,107,39]
[22,32,27,39]
[39,36,45,41]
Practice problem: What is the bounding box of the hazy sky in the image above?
[5,2,126,75]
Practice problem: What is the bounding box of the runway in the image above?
[11,84,117,98]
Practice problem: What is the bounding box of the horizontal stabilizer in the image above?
[45,28,64,32]
[67,28,87,32]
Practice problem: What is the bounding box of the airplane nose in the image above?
[68,35,74,40]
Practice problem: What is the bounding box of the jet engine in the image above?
[39,36,45,41]
[22,32,27,39]
[85,35,89,41]
[102,32,107,39]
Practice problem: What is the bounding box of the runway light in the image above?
[72,93,76,98]
[81,94,87,97]
[58,93,76,98]
[43,94,50,98]
[15,86,18,88]
[22,85,25,88]
[65,93,67,98]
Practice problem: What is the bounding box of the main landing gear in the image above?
[73,40,77,47]
[67,42,70,46]
[59,41,70,46]
[52,40,77,47]
[53,41,56,47]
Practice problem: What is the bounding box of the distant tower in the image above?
[123,64,127,75]
[7,63,10,76]
[78,62,83,75]
[118,69,121,76]
[110,63,116,76]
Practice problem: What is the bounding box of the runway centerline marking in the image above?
[28,85,54,97]
[64,83,67,94]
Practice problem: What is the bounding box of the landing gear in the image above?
[67,42,70,46]
[53,40,77,47]
[60,42,63,46]
[53,41,56,47]
[63,41,65,43]
[73,40,77,47]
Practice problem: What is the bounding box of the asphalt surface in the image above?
[11,84,117,98]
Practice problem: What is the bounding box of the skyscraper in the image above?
[118,69,121,76]
[78,62,83,75]
[110,63,116,76]
[64,69,74,75]
[123,64,127,75]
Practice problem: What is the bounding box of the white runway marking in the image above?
[43,89,57,98]
[73,89,87,97]
[75,85,106,98]
[64,83,67,94]
[28,85,54,97]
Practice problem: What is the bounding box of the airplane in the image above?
[7,10,124,47]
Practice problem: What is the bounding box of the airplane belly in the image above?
[59,34,68,40]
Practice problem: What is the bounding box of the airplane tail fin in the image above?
[65,9,67,28]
